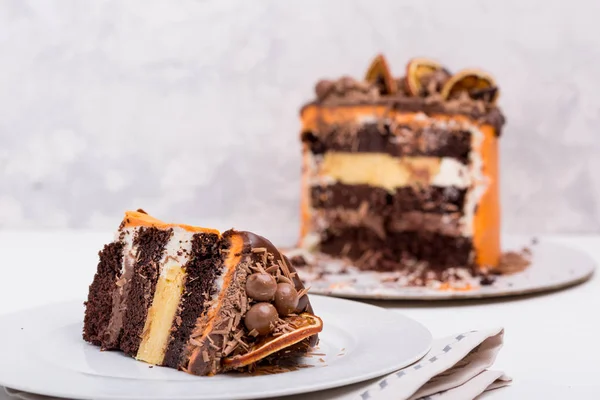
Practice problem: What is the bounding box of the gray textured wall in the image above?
[1,0,599,240]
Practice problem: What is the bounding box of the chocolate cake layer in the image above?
[119,227,172,357]
[314,208,463,237]
[83,241,125,346]
[311,183,466,214]
[162,232,223,369]
[102,229,136,350]
[302,123,471,163]
[319,227,473,271]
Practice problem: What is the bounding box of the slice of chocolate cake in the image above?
[83,210,322,376]
[299,55,505,273]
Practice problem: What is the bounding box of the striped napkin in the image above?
[358,328,510,400]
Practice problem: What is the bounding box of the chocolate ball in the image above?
[315,79,334,100]
[274,283,299,317]
[245,273,277,301]
[244,302,278,336]
[339,75,356,90]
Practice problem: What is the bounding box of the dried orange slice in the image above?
[364,54,398,95]
[405,57,448,96]
[222,313,323,369]
[441,68,499,104]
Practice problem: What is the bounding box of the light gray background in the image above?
[1,0,599,240]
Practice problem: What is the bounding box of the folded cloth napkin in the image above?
[358,327,510,400]
[3,328,510,400]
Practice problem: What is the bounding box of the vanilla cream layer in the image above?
[136,228,194,365]
[136,266,187,364]
[311,152,471,192]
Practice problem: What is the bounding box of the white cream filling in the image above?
[117,227,137,274]
[430,158,472,188]
[209,271,226,302]
[159,227,194,277]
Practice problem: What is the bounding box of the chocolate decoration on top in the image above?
[245,273,277,301]
[304,55,505,135]
[315,79,335,101]
[241,231,315,315]
[364,54,398,95]
[274,283,299,317]
[185,230,320,376]
[244,302,278,336]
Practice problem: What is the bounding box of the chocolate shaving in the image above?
[297,287,310,298]
[234,330,245,340]
[223,341,239,356]
[240,292,247,312]
[254,262,267,274]
[202,350,210,363]
[278,259,292,279]
[226,318,234,335]
[277,275,293,285]
[265,265,279,274]
[241,264,251,274]
[233,311,242,328]
[191,329,203,339]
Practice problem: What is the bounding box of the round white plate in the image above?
[0,296,431,400]
[289,236,595,300]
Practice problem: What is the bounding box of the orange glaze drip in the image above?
[121,210,220,235]
[438,282,474,292]
[299,105,501,270]
[472,125,500,268]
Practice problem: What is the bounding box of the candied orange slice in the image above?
[405,57,448,96]
[222,314,323,368]
[364,54,398,95]
[441,68,499,104]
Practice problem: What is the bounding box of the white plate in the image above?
[289,236,595,300]
[0,296,431,400]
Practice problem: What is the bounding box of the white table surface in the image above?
[0,232,598,399]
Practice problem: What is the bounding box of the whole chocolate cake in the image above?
[84,210,322,376]
[299,55,504,273]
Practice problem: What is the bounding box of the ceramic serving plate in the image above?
[286,236,595,300]
[0,295,431,400]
